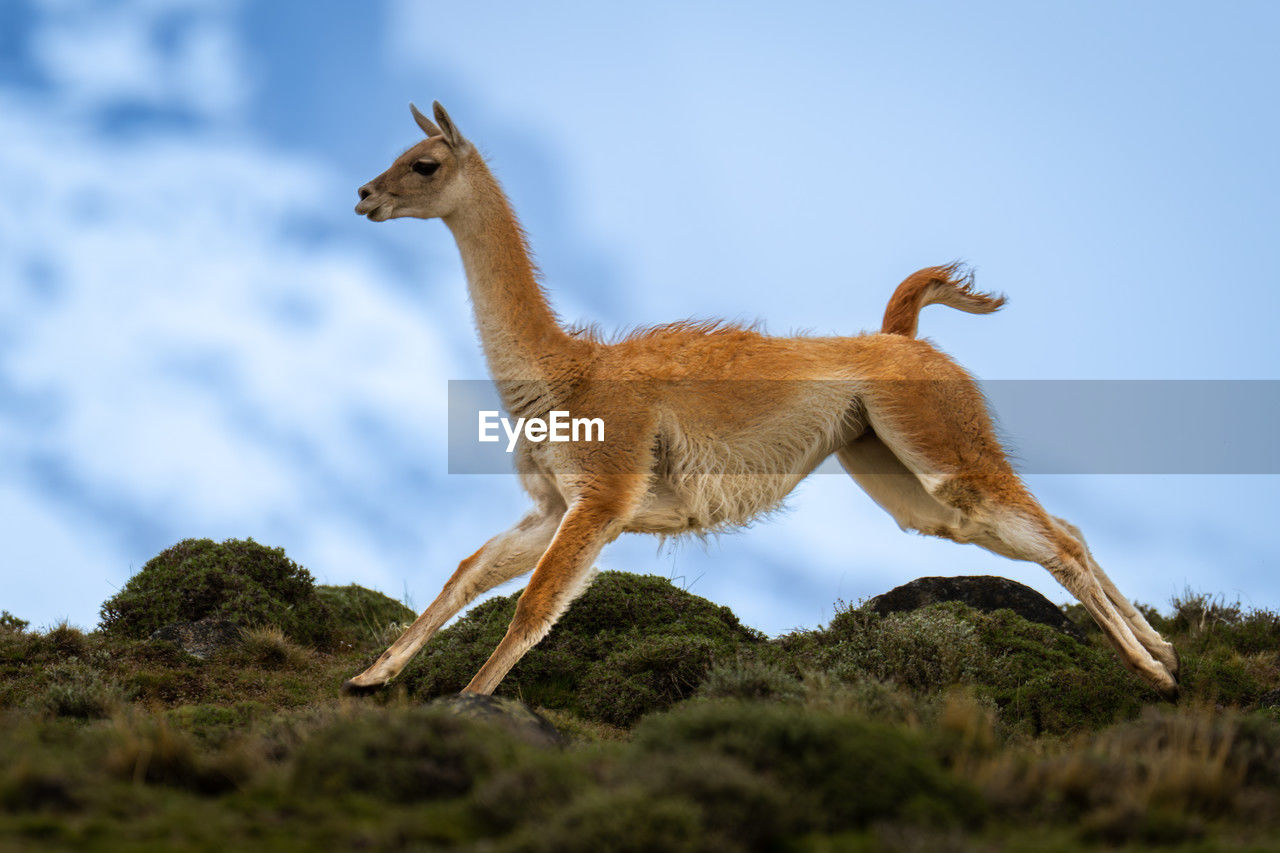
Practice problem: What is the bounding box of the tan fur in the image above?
[881,263,1007,337]
[342,103,1179,700]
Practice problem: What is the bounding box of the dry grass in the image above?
[974,704,1273,844]
[2,576,1279,849]
[230,625,311,669]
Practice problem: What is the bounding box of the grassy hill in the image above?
[2,540,1279,850]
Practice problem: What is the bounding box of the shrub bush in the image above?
[400,572,763,723]
[966,607,1146,734]
[504,787,705,853]
[626,751,792,848]
[31,623,90,660]
[980,706,1280,844]
[315,584,415,647]
[472,742,791,850]
[99,538,333,647]
[468,749,595,834]
[105,714,256,794]
[291,706,521,803]
[579,634,722,726]
[781,602,1144,735]
[697,656,805,704]
[42,666,127,719]
[224,626,310,670]
[823,605,996,688]
[801,674,937,727]
[633,699,982,832]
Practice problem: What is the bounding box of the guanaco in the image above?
[343,103,1179,699]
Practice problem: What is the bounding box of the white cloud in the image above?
[0,5,480,627]
[28,0,249,119]
[1,105,456,499]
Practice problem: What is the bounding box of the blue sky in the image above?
[1,0,1277,634]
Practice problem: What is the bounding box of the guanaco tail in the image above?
[880,263,1007,338]
[342,103,1180,700]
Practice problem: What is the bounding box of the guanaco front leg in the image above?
[463,499,626,695]
[342,508,562,694]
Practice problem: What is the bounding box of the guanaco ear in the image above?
[432,101,469,150]
[410,102,442,137]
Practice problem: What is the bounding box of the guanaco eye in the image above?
[412,160,440,177]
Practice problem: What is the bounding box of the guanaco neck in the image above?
[443,158,588,411]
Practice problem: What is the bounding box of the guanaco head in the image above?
[355,101,474,222]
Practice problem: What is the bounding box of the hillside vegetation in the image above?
[2,538,1279,850]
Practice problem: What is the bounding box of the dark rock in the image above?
[867,575,1085,640]
[149,618,244,660]
[429,693,565,748]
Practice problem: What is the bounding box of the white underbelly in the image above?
[627,452,831,535]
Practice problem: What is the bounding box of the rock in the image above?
[867,575,1085,640]
[429,693,565,748]
[149,618,244,660]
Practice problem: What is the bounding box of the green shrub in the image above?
[965,607,1145,734]
[3,575,1280,848]
[1168,591,1280,660]
[30,623,90,660]
[1181,645,1273,706]
[981,706,1280,844]
[167,703,268,748]
[633,700,981,832]
[783,602,1144,735]
[1233,711,1280,786]
[824,605,996,688]
[1170,591,1244,638]
[0,611,28,633]
[316,584,415,647]
[100,538,334,647]
[472,739,791,850]
[505,787,705,853]
[105,715,256,794]
[697,656,805,704]
[291,706,521,803]
[627,751,791,848]
[222,625,311,670]
[400,572,763,723]
[580,634,722,726]
[0,763,81,813]
[42,667,127,719]
[802,674,937,727]
[468,750,595,834]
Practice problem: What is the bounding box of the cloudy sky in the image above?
[2,0,1278,635]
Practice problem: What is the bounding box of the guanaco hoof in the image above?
[340,678,387,697]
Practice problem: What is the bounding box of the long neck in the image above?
[444,162,583,387]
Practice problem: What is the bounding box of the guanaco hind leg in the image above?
[836,433,964,535]
[1051,515,1180,677]
[839,431,1179,699]
[992,498,1178,697]
[342,509,562,694]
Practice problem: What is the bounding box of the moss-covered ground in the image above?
[2,549,1280,850]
